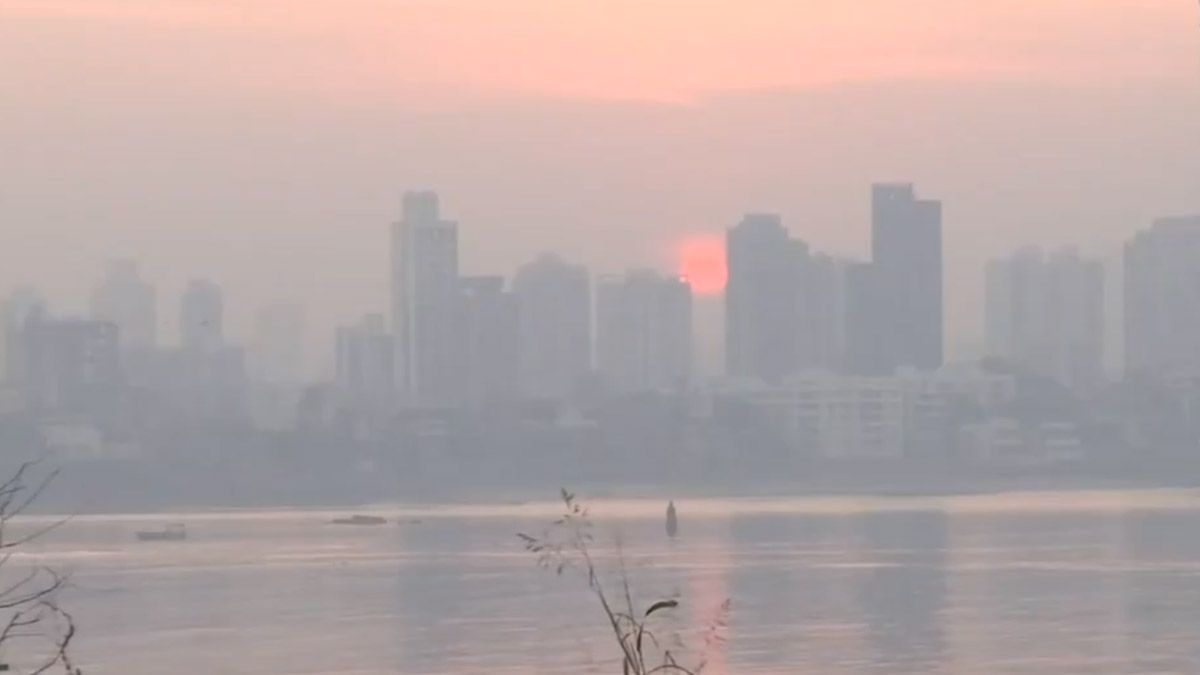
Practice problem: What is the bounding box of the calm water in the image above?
[13,491,1200,674]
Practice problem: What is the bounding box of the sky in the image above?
[2,0,1198,374]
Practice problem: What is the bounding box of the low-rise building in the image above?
[712,365,1017,461]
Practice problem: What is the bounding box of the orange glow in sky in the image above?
[3,0,1192,103]
[678,236,727,296]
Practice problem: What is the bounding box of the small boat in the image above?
[331,514,387,526]
[136,523,187,542]
[666,501,678,538]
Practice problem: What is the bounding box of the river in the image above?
[11,489,1200,673]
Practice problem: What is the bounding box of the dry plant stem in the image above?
[519,489,727,675]
[0,461,80,675]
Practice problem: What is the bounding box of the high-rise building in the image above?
[985,247,1105,390]
[799,253,849,373]
[512,253,591,399]
[872,183,943,370]
[725,214,803,381]
[180,279,224,354]
[335,314,395,419]
[596,269,692,393]
[251,302,306,385]
[2,287,47,385]
[844,261,890,376]
[391,191,459,403]
[168,279,247,424]
[1125,216,1200,377]
[725,214,845,380]
[247,302,307,431]
[453,276,519,406]
[848,184,943,374]
[22,317,122,415]
[90,259,156,354]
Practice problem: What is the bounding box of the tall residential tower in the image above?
[596,269,692,393]
[985,247,1105,390]
[725,214,803,381]
[1125,216,1200,378]
[848,184,943,374]
[90,259,157,354]
[391,191,459,403]
[512,253,592,399]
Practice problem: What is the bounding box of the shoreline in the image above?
[21,478,1200,521]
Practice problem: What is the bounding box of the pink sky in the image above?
[1,0,1198,372]
[4,0,1195,101]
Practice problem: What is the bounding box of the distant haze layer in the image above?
[2,0,1197,373]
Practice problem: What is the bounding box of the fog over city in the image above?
[2,1,1200,674]
[4,1,1199,369]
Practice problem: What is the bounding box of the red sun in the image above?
[677,235,727,296]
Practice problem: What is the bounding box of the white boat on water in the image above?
[331,514,387,526]
[136,523,186,542]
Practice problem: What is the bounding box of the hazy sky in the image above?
[2,0,1198,373]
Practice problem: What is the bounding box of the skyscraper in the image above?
[22,317,122,415]
[848,184,943,374]
[802,253,850,372]
[391,191,459,403]
[172,280,247,425]
[844,261,890,375]
[985,247,1105,390]
[180,279,224,354]
[453,276,520,406]
[1125,216,1200,377]
[247,302,307,431]
[251,302,306,385]
[725,214,803,381]
[1,287,47,385]
[725,214,847,380]
[335,313,396,419]
[90,259,157,354]
[596,269,692,393]
[512,253,591,399]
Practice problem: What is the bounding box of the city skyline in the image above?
[6,185,1198,391]
[4,3,1200,673]
[6,186,1200,384]
[7,190,1200,489]
[3,3,1197,371]
[7,182,1193,377]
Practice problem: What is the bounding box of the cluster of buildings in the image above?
[726,184,944,379]
[0,266,305,460]
[328,190,693,422]
[3,184,1200,498]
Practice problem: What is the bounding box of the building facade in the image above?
[335,314,396,420]
[180,279,224,355]
[985,247,1105,390]
[848,184,943,374]
[251,302,306,385]
[717,366,1015,461]
[596,269,692,393]
[22,317,122,416]
[725,214,803,381]
[2,287,47,385]
[453,276,520,407]
[512,253,592,400]
[1125,216,1200,378]
[90,259,157,354]
[391,191,460,403]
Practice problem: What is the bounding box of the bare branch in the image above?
[0,463,79,674]
[0,516,73,552]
